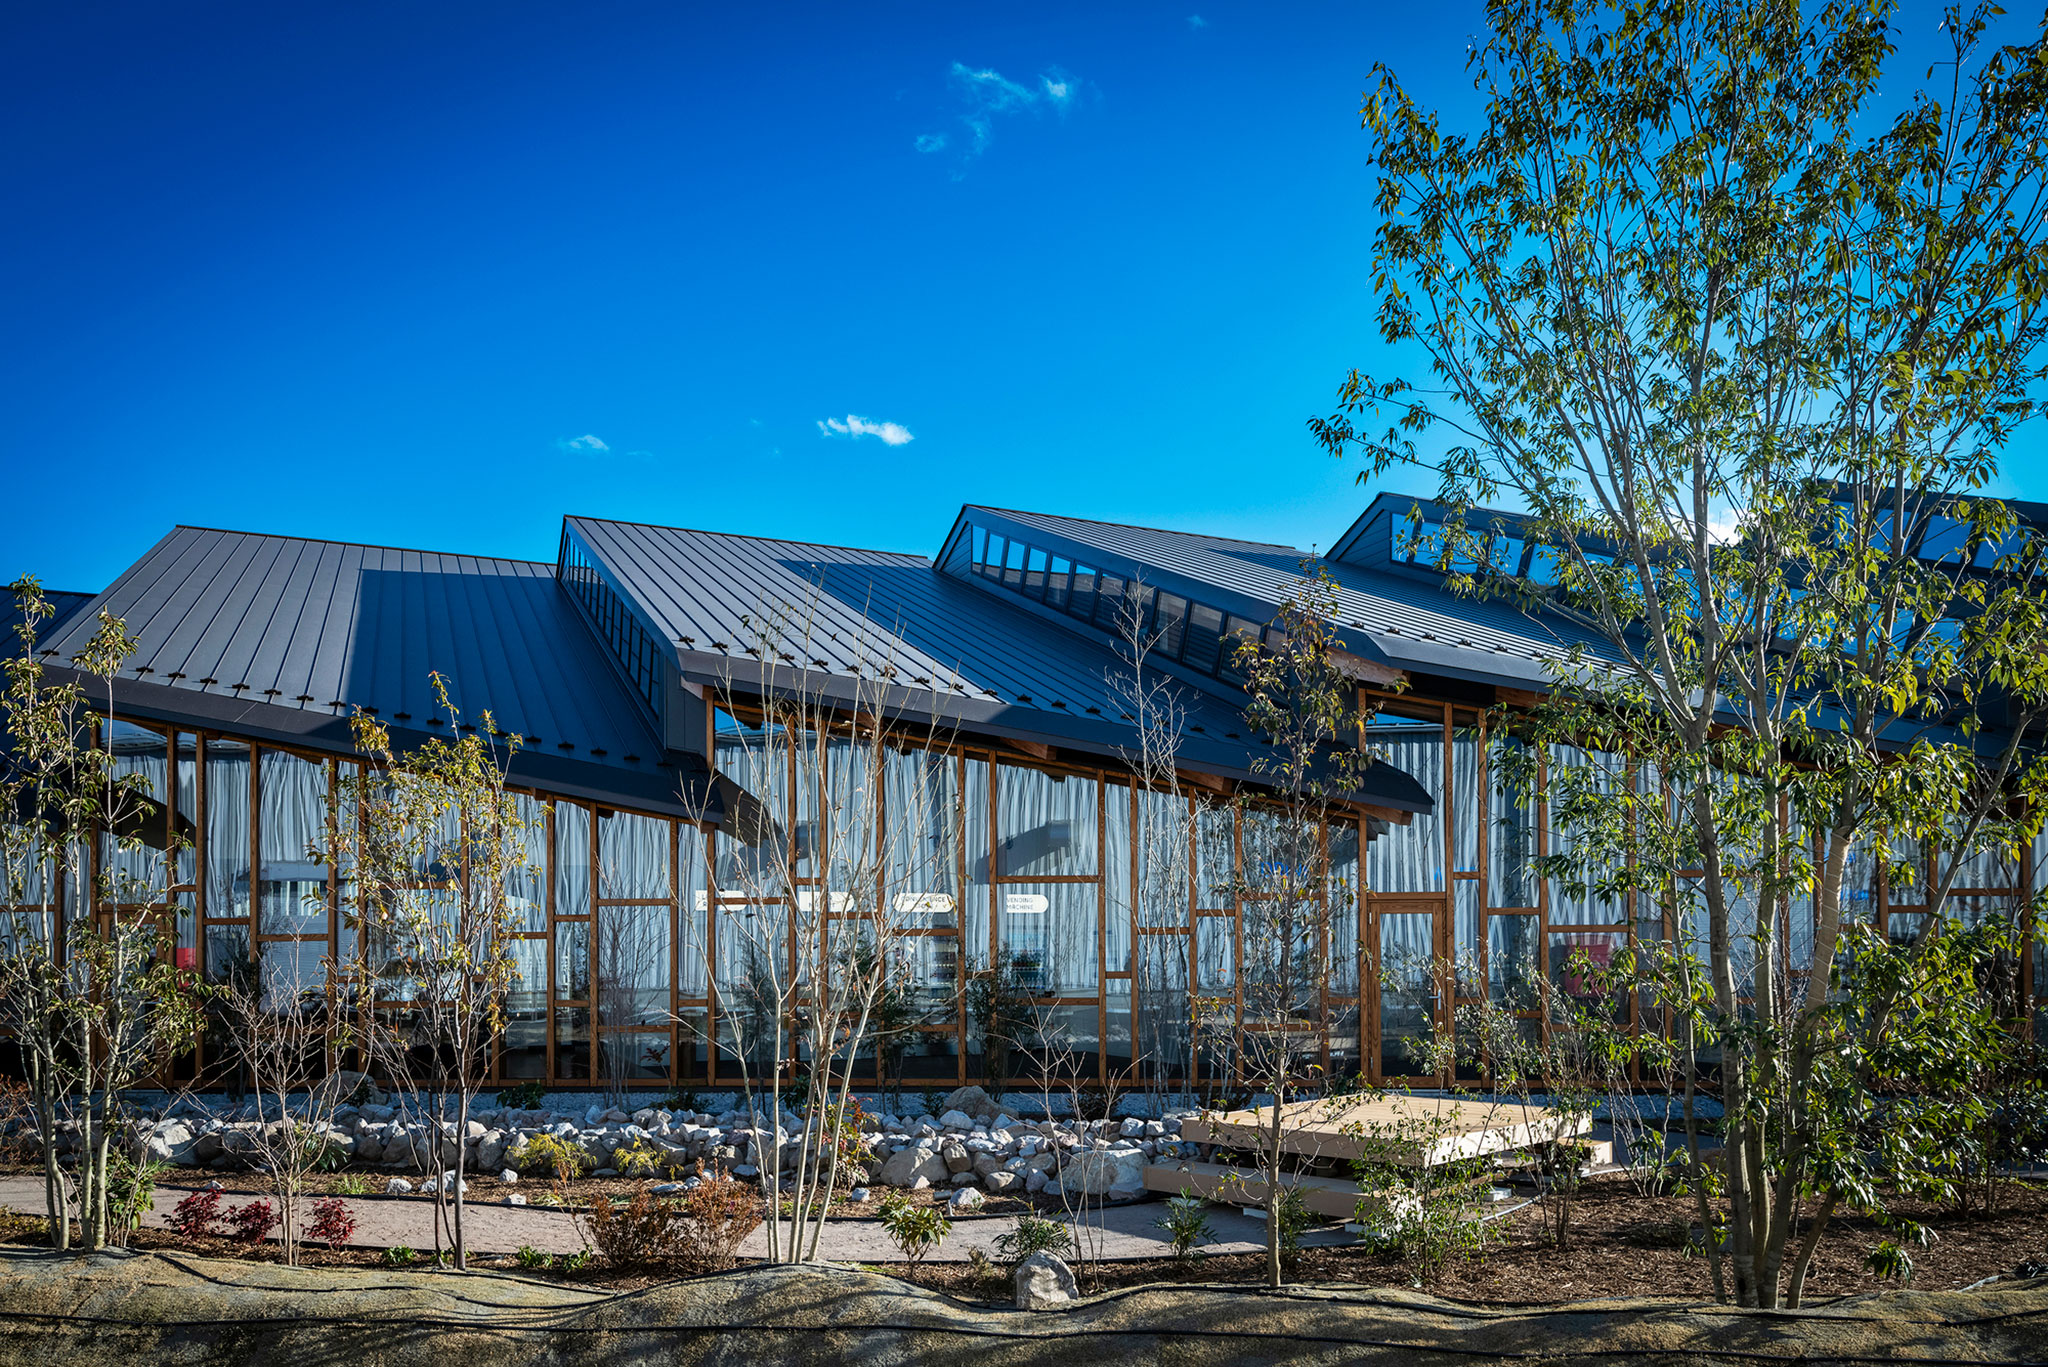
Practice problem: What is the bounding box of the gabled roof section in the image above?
[946,504,1622,691]
[563,515,1436,814]
[33,527,698,815]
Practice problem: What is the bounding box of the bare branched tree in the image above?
[689,596,959,1263]
[212,964,355,1264]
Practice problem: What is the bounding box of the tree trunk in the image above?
[1266,1097,1283,1288]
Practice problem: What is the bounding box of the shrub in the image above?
[108,1153,167,1243]
[307,1197,357,1250]
[1274,1187,1312,1276]
[612,1139,661,1177]
[820,1098,873,1191]
[877,1193,950,1268]
[228,1199,279,1245]
[513,1133,591,1182]
[169,1188,226,1240]
[495,1081,549,1110]
[385,1244,417,1266]
[576,1185,691,1271]
[562,1247,592,1272]
[675,1170,761,1272]
[992,1212,1074,1268]
[331,1173,372,1197]
[1157,1190,1213,1262]
[515,1244,554,1270]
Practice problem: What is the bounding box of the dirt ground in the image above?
[7,1171,2042,1303]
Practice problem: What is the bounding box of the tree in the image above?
[0,579,204,1250]
[211,963,356,1265]
[1105,581,1203,1104]
[1227,569,1374,1287]
[1316,0,2048,1305]
[692,598,959,1263]
[323,674,537,1271]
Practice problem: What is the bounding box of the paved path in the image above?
[0,1176,1350,1262]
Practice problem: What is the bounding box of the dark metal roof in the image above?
[34,527,703,815]
[563,515,1436,814]
[955,505,1624,690]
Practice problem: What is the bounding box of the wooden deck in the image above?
[1156,1095,1603,1219]
[1180,1094,1594,1168]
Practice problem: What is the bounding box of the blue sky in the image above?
[4,1,2038,591]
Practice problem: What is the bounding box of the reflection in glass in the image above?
[1365,711,1444,892]
[996,766,1097,877]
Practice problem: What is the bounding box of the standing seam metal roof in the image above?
[35,526,668,777]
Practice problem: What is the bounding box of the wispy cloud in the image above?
[817,414,914,447]
[1186,13,1208,27]
[916,61,1082,169]
[556,434,610,453]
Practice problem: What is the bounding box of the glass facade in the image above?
[7,683,2035,1091]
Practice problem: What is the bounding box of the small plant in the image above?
[385,1244,417,1266]
[1157,1189,1214,1262]
[107,1153,168,1245]
[307,1197,357,1250]
[967,1246,1000,1288]
[531,1190,564,1209]
[991,1212,1074,1268]
[495,1081,549,1110]
[516,1244,554,1270]
[169,1188,226,1240]
[878,1192,951,1268]
[820,1097,873,1190]
[1274,1187,1312,1276]
[655,1090,707,1115]
[1867,1222,1935,1286]
[562,1246,593,1272]
[331,1173,372,1197]
[613,1139,662,1177]
[228,1199,279,1245]
[513,1132,592,1182]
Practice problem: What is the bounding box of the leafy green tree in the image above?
[1316,0,2048,1307]
[0,579,205,1250]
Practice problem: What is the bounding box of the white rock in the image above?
[499,1169,520,1185]
[848,1186,870,1203]
[386,1178,414,1195]
[504,1194,528,1206]
[938,1109,975,1131]
[950,1187,985,1210]
[1014,1251,1078,1309]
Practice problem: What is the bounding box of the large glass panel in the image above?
[172,733,198,968]
[555,920,590,1001]
[678,823,709,998]
[1134,933,1189,1077]
[554,802,591,918]
[884,746,959,924]
[995,764,1097,877]
[1330,821,1361,996]
[1451,720,1481,875]
[1547,745,1626,924]
[997,883,1098,994]
[1454,879,1480,995]
[1489,738,1538,907]
[1194,916,1235,990]
[1182,603,1225,675]
[1193,800,1235,908]
[258,751,328,936]
[101,720,167,902]
[1134,788,1190,930]
[596,902,672,1026]
[1379,912,1437,1077]
[259,939,325,1003]
[598,810,672,900]
[1489,914,1539,1009]
[1153,593,1188,658]
[554,1006,591,1079]
[500,935,548,1078]
[1365,708,1444,893]
[963,756,991,966]
[205,738,252,925]
[1102,780,1131,974]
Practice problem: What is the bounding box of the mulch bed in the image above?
[5,1169,2041,1302]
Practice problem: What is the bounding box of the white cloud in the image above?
[556,434,610,453]
[916,61,1082,165]
[817,414,915,447]
[1187,13,1207,27]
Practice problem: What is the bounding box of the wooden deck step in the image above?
[1180,1095,1593,1167]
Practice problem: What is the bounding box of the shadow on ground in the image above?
[0,1247,2043,1365]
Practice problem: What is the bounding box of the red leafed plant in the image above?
[169,1189,226,1240]
[227,1199,279,1244]
[307,1197,357,1250]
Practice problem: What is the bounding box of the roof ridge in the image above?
[965,504,1306,554]
[169,524,551,566]
[565,514,932,565]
